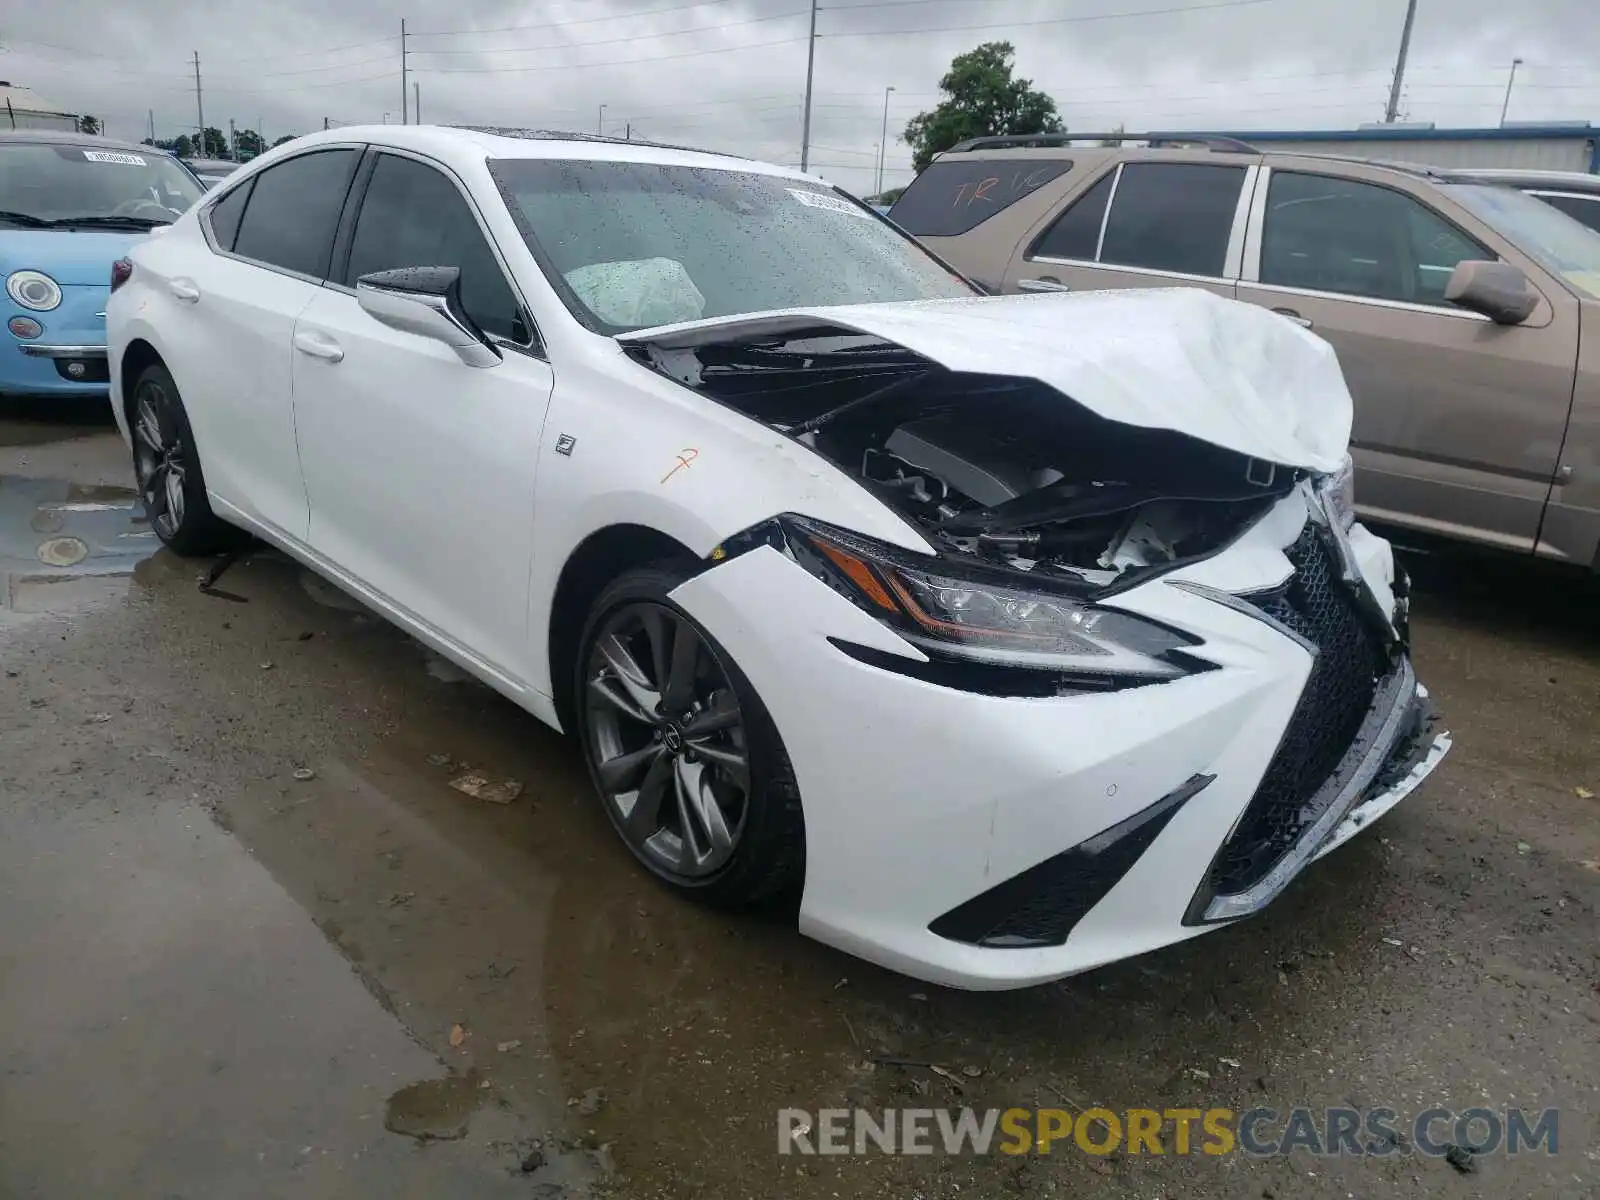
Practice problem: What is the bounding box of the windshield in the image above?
[0,142,204,227]
[1442,182,1600,300]
[488,159,974,332]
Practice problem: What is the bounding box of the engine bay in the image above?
[636,328,1298,588]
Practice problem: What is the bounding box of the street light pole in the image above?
[1499,57,1523,127]
[875,85,895,195]
[598,103,607,135]
[1383,0,1418,124]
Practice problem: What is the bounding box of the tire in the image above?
[128,361,239,557]
[573,561,805,907]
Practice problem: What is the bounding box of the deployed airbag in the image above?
[567,257,705,327]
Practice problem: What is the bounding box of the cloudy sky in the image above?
[3,0,1597,195]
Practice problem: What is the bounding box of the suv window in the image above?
[1030,170,1113,261]
[1533,192,1600,234]
[345,153,525,342]
[889,157,1072,237]
[206,178,251,251]
[1261,172,1490,306]
[1098,163,1246,277]
[231,149,359,279]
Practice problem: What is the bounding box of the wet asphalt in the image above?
[0,399,1596,1200]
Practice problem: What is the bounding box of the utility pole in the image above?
[414,81,421,124]
[1499,57,1523,127]
[625,122,632,140]
[229,117,236,162]
[192,51,205,149]
[323,117,330,131]
[875,85,895,195]
[400,18,409,124]
[1383,0,1418,124]
[597,103,606,134]
[799,0,819,171]
[147,109,155,143]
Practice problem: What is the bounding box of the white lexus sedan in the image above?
[107,126,1451,989]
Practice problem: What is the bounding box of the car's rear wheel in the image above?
[130,362,237,556]
[574,562,804,907]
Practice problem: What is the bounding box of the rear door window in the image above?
[231,148,359,279]
[889,158,1072,237]
[1029,171,1114,261]
[1098,163,1247,277]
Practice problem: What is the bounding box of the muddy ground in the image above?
[1,400,1596,1199]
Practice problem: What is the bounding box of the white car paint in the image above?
[621,286,1355,475]
[108,125,1450,989]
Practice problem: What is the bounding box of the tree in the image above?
[199,126,227,157]
[77,115,100,136]
[271,134,299,148]
[233,128,265,159]
[171,134,195,158]
[903,42,1062,173]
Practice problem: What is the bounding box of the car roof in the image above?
[263,124,817,183]
[925,137,1464,184]
[0,128,177,158]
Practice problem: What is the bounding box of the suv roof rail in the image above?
[944,132,1259,154]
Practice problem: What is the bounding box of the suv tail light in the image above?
[110,258,134,293]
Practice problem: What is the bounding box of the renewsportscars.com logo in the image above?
[777,1106,1560,1159]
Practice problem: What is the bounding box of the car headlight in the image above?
[6,270,63,312]
[1320,453,1356,531]
[782,516,1199,679]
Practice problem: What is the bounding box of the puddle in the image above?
[0,475,154,621]
[384,1070,487,1141]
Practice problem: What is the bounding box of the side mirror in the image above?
[355,266,501,368]
[1444,260,1539,326]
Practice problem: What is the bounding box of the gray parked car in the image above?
[889,134,1600,570]
[1447,168,1600,234]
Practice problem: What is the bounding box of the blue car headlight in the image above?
[7,270,62,312]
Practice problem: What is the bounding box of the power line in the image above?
[820,0,1283,39]
[409,0,746,39]
[408,8,807,58]
[416,32,810,74]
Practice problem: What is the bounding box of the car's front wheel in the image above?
[129,361,237,556]
[574,562,805,907]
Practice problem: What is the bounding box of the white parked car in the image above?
[107,126,1451,990]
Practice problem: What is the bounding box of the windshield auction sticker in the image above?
[82,151,147,166]
[788,188,872,218]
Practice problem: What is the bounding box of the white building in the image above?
[0,82,79,133]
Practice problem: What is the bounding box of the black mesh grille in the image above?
[1207,525,1389,897]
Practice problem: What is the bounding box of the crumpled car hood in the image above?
[619,287,1354,475]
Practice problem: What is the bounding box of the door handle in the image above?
[1018,276,1071,292]
[1272,307,1313,328]
[168,278,200,303]
[293,330,345,363]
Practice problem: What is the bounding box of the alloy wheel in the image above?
[131,379,187,540]
[584,601,751,879]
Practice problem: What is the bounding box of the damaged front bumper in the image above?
[668,494,1451,991]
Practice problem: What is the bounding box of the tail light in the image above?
[110,258,134,293]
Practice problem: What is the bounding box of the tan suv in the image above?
[888,135,1600,569]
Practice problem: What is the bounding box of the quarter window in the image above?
[1261,172,1491,306]
[345,153,525,342]
[1030,171,1114,261]
[231,149,359,279]
[205,179,251,251]
[1097,163,1247,277]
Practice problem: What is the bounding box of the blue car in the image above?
[1,130,204,401]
